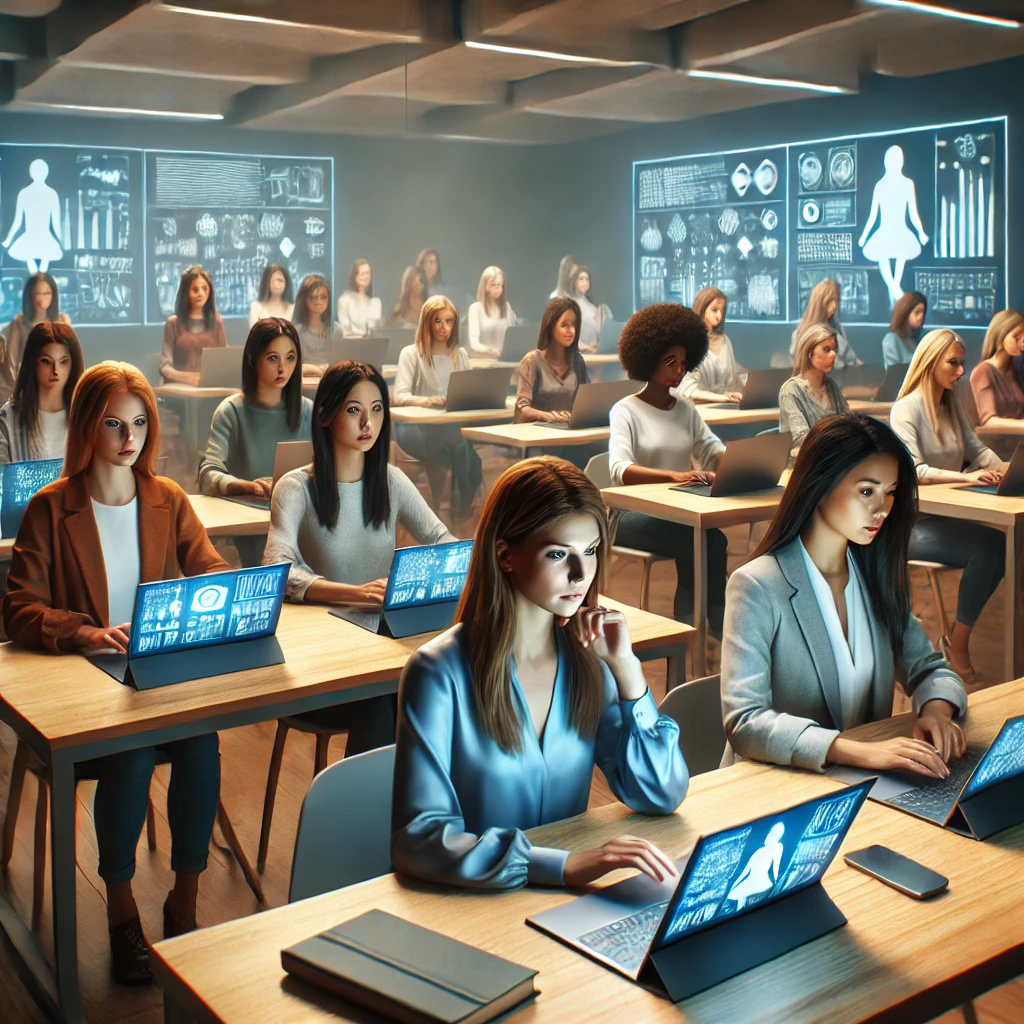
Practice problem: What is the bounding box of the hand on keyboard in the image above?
[671,469,715,486]
[564,835,678,888]
[828,736,951,780]
[914,702,967,762]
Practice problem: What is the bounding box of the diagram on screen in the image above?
[727,821,784,910]
[2,159,64,273]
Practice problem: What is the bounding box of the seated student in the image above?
[970,309,1024,424]
[466,265,516,359]
[721,413,967,775]
[2,362,230,984]
[789,279,862,370]
[881,291,927,370]
[392,295,482,516]
[675,287,746,403]
[390,266,427,328]
[248,263,294,327]
[610,303,728,643]
[160,266,227,385]
[2,272,72,383]
[515,296,590,424]
[779,322,850,464]
[0,321,83,464]
[416,248,446,299]
[337,258,383,338]
[391,457,688,890]
[549,253,575,300]
[293,273,341,380]
[568,264,610,354]
[891,329,1007,676]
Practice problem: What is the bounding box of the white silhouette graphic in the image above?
[859,145,928,304]
[727,822,785,910]
[2,159,64,273]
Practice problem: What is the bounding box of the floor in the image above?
[0,442,1020,1023]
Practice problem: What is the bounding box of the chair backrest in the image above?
[658,675,726,777]
[756,426,781,436]
[583,451,611,490]
[288,744,396,903]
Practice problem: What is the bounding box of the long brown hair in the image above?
[455,457,609,754]
[692,287,727,334]
[391,266,426,324]
[536,295,587,381]
[980,309,1024,360]
[889,290,927,343]
[798,279,840,332]
[792,322,837,375]
[12,321,84,437]
[241,318,304,432]
[414,294,461,367]
[173,265,217,332]
[293,273,332,330]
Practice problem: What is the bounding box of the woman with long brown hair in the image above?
[391,457,688,890]
[881,290,927,369]
[790,278,862,369]
[159,265,227,385]
[676,287,746,403]
[391,265,427,326]
[970,308,1024,424]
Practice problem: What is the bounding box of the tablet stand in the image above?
[127,635,284,690]
[952,773,1024,840]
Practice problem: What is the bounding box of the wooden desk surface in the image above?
[153,383,239,400]
[150,680,1024,1024]
[601,482,783,530]
[976,416,1024,438]
[461,422,611,449]
[391,396,515,426]
[583,353,621,366]
[695,405,780,426]
[847,399,893,417]
[916,482,1024,525]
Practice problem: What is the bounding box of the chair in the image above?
[658,674,726,776]
[584,452,670,611]
[288,745,395,903]
[908,559,955,635]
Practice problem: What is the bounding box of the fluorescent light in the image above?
[865,0,1020,28]
[465,40,644,67]
[686,69,854,95]
[158,3,415,37]
[19,101,224,120]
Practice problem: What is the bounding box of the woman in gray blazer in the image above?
[722,413,967,778]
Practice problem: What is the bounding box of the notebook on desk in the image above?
[199,346,244,388]
[547,379,638,430]
[670,432,790,498]
[0,457,63,538]
[221,440,313,510]
[963,441,1024,497]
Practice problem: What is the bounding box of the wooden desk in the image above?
[461,422,611,458]
[916,483,1024,682]
[151,680,1024,1024]
[848,399,893,418]
[391,397,515,427]
[976,415,1024,439]
[0,599,689,1023]
[695,399,890,428]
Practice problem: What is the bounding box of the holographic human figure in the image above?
[2,159,64,274]
[727,822,785,911]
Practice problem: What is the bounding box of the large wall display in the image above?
[633,117,1006,327]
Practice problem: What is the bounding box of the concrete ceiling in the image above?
[0,0,1022,141]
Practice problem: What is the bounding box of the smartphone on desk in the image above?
[844,845,948,899]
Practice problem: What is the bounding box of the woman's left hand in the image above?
[913,701,967,762]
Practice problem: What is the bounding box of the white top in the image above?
[91,497,141,627]
[575,293,607,347]
[608,393,725,486]
[798,540,874,728]
[466,301,516,357]
[337,291,384,338]
[37,410,67,461]
[392,344,471,405]
[676,334,746,398]
[248,300,295,327]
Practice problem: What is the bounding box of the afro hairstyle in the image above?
[617,303,710,382]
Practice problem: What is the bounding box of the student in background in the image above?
[569,264,610,353]
[2,272,72,383]
[721,413,967,774]
[881,291,927,369]
[3,362,230,983]
[779,322,850,464]
[390,266,427,328]
[416,248,446,298]
[970,309,1024,424]
[466,265,516,359]
[159,266,227,385]
[337,258,383,338]
[550,254,575,299]
[790,279,862,369]
[392,295,481,516]
[248,263,294,328]
[675,287,746,403]
[515,296,589,424]
[292,273,341,380]
[0,321,83,464]
[391,457,688,890]
[890,329,1007,675]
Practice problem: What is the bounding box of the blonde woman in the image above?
[675,287,746,403]
[790,279,861,370]
[779,322,850,463]
[970,309,1024,424]
[466,266,516,359]
[890,329,1006,674]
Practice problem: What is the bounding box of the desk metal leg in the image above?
[692,527,707,678]
[50,752,84,1023]
[1005,522,1022,683]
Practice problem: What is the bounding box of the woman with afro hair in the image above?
[608,303,729,644]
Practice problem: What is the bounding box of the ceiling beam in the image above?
[510,64,654,108]
[43,0,138,57]
[0,12,45,59]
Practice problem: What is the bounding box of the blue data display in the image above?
[962,718,1024,798]
[131,562,287,658]
[384,541,473,611]
[0,458,63,537]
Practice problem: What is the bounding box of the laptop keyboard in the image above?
[576,901,668,973]
[885,748,983,823]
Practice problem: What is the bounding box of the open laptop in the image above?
[498,325,537,364]
[0,458,63,538]
[547,379,638,431]
[383,329,417,365]
[221,440,313,510]
[91,562,289,690]
[840,363,885,391]
[671,432,790,498]
[873,362,910,402]
[445,366,513,413]
[963,441,1024,496]
[701,368,791,411]
[199,346,244,388]
[327,337,389,372]
[528,780,872,1002]
[330,540,473,639]
[828,715,1024,840]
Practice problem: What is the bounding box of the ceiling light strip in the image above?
[865,0,1020,28]
[464,40,644,67]
[19,101,224,120]
[686,69,853,94]
[157,3,415,38]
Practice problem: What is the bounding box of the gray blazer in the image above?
[720,538,967,772]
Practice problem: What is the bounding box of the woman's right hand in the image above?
[75,623,131,656]
[671,470,715,486]
[424,395,446,408]
[226,479,270,498]
[544,409,571,424]
[724,390,744,403]
[563,835,679,887]
[349,578,388,609]
[964,468,1004,486]
[828,736,950,780]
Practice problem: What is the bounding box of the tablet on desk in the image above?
[0,457,63,538]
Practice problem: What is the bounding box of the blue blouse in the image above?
[391,623,689,891]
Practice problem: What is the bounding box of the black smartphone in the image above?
[844,845,948,899]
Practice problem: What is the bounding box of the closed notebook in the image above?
[281,909,538,1024]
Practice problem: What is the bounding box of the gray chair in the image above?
[288,744,396,903]
[658,674,726,776]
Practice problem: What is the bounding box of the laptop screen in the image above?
[384,540,473,611]
[652,780,871,950]
[962,717,1024,799]
[130,562,289,659]
[0,458,64,537]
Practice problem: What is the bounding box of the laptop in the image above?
[327,337,388,372]
[222,440,314,510]
[383,329,417,365]
[963,441,1024,496]
[873,363,909,402]
[670,432,790,498]
[828,715,1024,840]
[548,379,638,431]
[91,562,289,690]
[498,325,537,364]
[199,346,244,388]
[0,458,64,538]
[445,366,514,413]
[528,780,872,1002]
[330,539,472,639]
[840,363,885,391]
[598,319,626,355]
[702,368,790,411]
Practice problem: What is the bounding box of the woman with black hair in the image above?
[248,263,294,327]
[293,273,341,379]
[721,413,967,777]
[2,272,71,385]
[159,266,227,385]
[609,303,728,640]
[881,291,927,369]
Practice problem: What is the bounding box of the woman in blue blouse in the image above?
[391,456,688,890]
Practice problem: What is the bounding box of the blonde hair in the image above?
[981,309,1024,361]
[455,457,609,754]
[476,266,508,318]
[798,279,840,331]
[897,328,965,434]
[414,294,461,366]
[792,322,838,375]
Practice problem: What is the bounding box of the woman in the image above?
[416,248,445,298]
[466,265,516,359]
[2,362,229,983]
[392,295,482,516]
[292,274,341,379]
[549,254,575,299]
[0,321,84,464]
[516,296,590,424]
[970,309,1024,424]
[790,279,861,370]
[779,322,850,464]
[609,303,728,641]
[337,258,383,338]
[675,287,746,403]
[159,266,227,385]
[391,457,688,890]
[891,329,1007,675]
[721,413,967,775]
[390,266,427,328]
[2,272,72,383]
[248,263,294,327]
[881,291,927,370]
[569,264,610,353]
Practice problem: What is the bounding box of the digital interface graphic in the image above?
[0,458,63,538]
[962,718,1024,798]
[385,541,473,610]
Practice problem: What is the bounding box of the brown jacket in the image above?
[2,471,230,651]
